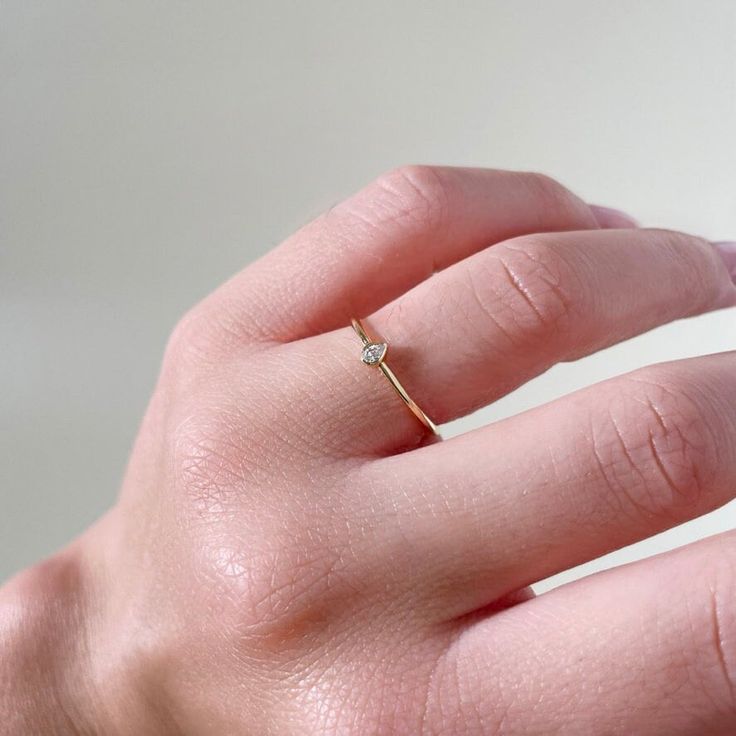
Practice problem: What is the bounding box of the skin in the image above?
[1,166,736,735]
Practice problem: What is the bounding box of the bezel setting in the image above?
[361,342,388,365]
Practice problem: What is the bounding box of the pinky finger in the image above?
[429,532,736,735]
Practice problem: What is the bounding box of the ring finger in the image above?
[311,226,734,453]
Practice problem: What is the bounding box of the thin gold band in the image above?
[350,317,440,436]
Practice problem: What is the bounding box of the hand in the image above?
[3,167,736,735]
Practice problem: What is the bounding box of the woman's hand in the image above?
[3,167,736,735]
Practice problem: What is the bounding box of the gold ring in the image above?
[351,317,440,436]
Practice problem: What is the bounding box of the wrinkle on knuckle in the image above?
[704,553,736,715]
[592,377,717,521]
[479,237,580,344]
[677,546,736,719]
[459,267,516,350]
[372,165,450,237]
[646,229,717,307]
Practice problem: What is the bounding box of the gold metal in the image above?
[351,317,440,436]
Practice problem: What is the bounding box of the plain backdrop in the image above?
[1,1,735,588]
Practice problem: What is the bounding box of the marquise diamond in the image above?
[361,342,388,365]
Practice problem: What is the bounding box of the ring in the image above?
[351,317,440,436]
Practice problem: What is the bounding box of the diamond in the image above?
[361,342,387,365]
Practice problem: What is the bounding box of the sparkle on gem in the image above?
[361,342,387,365]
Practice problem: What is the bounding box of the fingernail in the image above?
[589,204,640,229]
[713,241,736,282]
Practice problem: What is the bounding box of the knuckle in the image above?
[523,171,565,198]
[163,300,253,377]
[172,406,257,516]
[171,394,309,513]
[374,165,450,233]
[256,536,351,631]
[520,171,589,224]
[593,373,719,519]
[163,304,220,373]
[646,227,708,257]
[477,236,581,342]
[671,541,736,718]
[646,228,723,309]
[702,546,736,714]
[172,411,361,640]
[204,521,357,648]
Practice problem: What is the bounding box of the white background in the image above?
[1,1,734,585]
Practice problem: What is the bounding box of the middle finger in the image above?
[357,349,736,617]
